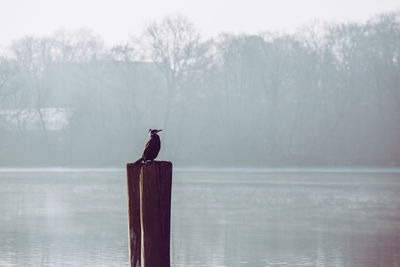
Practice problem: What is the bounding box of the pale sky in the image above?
[0,0,399,46]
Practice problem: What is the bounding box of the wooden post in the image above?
[127,161,173,267]
[127,162,142,267]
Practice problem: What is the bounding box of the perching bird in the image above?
[134,129,162,164]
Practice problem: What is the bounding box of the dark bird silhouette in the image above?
[134,129,162,164]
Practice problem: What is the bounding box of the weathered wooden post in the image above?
[127,161,173,267]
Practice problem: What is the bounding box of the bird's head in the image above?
[149,129,162,137]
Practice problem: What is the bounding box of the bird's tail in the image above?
[133,157,143,165]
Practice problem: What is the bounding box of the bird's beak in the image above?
[157,130,162,133]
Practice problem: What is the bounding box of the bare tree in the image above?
[0,57,16,103]
[52,29,104,63]
[143,15,211,128]
[109,43,136,62]
[141,15,212,160]
[10,36,50,133]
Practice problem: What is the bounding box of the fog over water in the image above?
[1,170,400,266]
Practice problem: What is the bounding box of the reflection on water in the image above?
[0,170,400,266]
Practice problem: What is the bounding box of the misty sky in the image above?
[1,0,399,46]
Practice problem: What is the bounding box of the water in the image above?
[0,169,399,267]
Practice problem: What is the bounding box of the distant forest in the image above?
[0,12,399,167]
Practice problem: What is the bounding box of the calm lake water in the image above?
[0,169,399,267]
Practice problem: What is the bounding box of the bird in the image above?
[134,129,162,164]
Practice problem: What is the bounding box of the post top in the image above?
[127,161,172,168]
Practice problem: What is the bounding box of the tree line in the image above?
[0,12,399,167]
